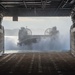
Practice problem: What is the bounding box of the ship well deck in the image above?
[0,52,75,75]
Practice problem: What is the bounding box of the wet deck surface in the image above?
[0,52,75,75]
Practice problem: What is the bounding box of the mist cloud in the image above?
[5,33,70,52]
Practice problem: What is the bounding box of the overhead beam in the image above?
[0,2,51,8]
[53,0,65,15]
[0,3,6,9]
[62,0,69,8]
[41,0,51,9]
[41,0,47,9]
[23,0,27,8]
[0,2,51,4]
[0,0,61,2]
[70,0,75,4]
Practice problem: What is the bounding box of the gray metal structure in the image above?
[0,13,4,55]
[0,0,75,17]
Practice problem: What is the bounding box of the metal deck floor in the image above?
[0,52,75,75]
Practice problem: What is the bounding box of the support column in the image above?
[0,13,4,56]
[70,6,75,56]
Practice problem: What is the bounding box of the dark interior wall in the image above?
[70,6,75,56]
[0,14,4,55]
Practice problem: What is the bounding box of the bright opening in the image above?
[2,17,72,53]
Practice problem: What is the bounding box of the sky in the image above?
[2,17,72,35]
